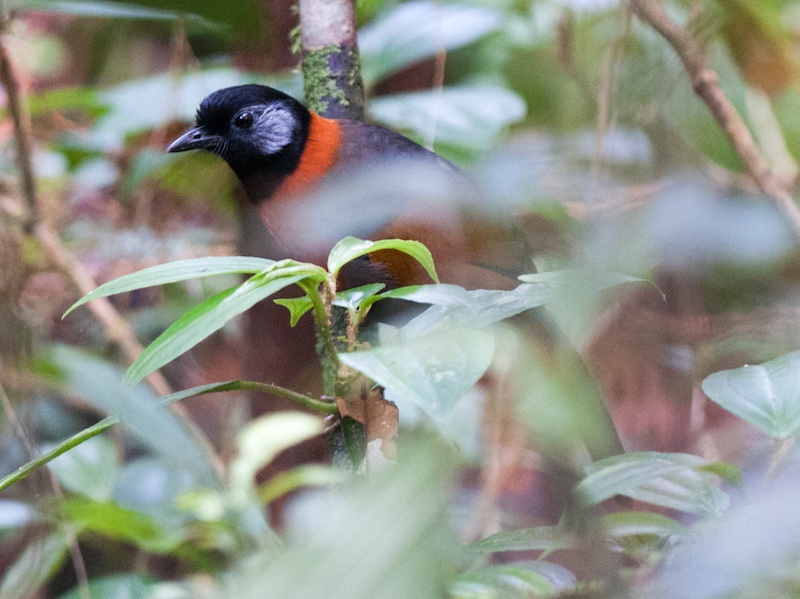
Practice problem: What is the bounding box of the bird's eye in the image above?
[234,112,254,129]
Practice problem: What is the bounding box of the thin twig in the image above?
[425,0,447,151]
[0,29,37,230]
[0,384,92,599]
[631,0,800,244]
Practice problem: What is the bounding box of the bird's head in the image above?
[167,84,310,179]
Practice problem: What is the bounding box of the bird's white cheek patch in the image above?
[254,104,296,155]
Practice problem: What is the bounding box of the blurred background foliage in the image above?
[4,0,800,597]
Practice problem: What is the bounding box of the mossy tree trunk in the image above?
[298,0,365,119]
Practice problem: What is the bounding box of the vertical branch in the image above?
[631,0,800,244]
[298,0,365,119]
[0,25,38,230]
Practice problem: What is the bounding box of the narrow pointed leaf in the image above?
[64,256,278,317]
[126,272,308,382]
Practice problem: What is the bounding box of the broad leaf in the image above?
[702,351,800,439]
[391,283,556,339]
[340,328,494,421]
[49,434,118,501]
[327,237,438,283]
[577,452,730,517]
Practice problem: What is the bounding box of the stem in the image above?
[631,0,800,245]
[0,379,335,493]
[299,279,340,397]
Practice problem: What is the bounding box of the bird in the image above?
[167,84,624,460]
[167,84,532,292]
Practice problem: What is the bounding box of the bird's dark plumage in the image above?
[168,84,511,289]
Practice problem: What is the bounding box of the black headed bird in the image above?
[167,84,531,290]
[167,84,623,459]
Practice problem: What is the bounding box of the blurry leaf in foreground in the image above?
[0,530,69,599]
[466,525,573,555]
[62,497,182,554]
[451,565,555,598]
[214,442,456,598]
[359,1,502,84]
[230,412,323,497]
[48,434,118,502]
[12,0,262,36]
[505,326,623,462]
[577,452,730,517]
[0,501,36,531]
[519,269,648,347]
[387,282,557,339]
[648,477,800,599]
[47,344,219,486]
[58,574,156,599]
[369,85,526,150]
[340,328,495,422]
[702,350,800,440]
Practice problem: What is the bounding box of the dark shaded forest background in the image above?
[3,0,800,597]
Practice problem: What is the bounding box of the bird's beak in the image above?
[167,126,221,153]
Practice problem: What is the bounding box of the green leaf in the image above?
[518,269,646,289]
[359,1,502,84]
[57,574,156,599]
[212,442,456,599]
[327,236,438,283]
[126,269,318,382]
[466,526,573,555]
[390,283,558,339]
[257,465,343,505]
[62,497,181,553]
[49,345,219,486]
[274,296,314,326]
[333,283,387,312]
[369,85,526,150]
[340,328,494,421]
[11,0,262,36]
[0,530,70,599]
[577,452,730,517]
[230,412,323,495]
[701,351,800,439]
[48,434,118,501]
[601,511,687,540]
[64,256,277,317]
[451,565,555,598]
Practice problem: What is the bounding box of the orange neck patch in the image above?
[274,112,341,198]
